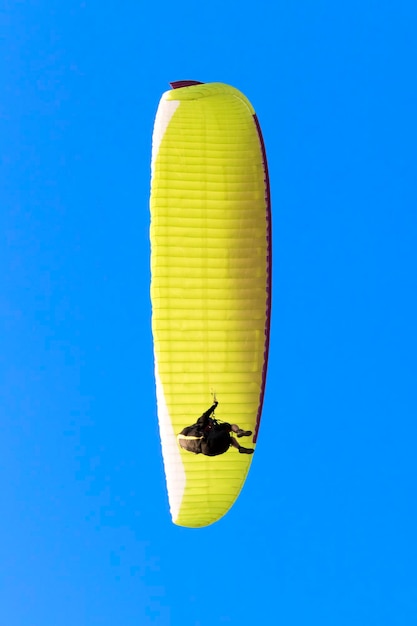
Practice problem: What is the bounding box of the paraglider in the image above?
[150,81,271,527]
[177,397,254,456]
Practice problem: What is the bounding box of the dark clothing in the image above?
[177,402,232,457]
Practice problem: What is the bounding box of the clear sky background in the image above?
[1,1,417,625]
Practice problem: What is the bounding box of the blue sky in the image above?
[1,1,417,625]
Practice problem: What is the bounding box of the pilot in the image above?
[177,399,254,456]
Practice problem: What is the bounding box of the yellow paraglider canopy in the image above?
[150,81,271,527]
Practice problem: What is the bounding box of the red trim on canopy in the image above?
[170,80,204,89]
[253,113,272,444]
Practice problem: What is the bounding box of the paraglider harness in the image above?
[177,399,231,454]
